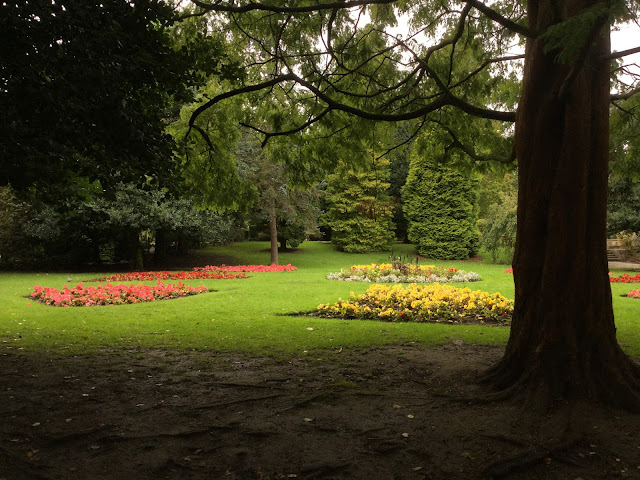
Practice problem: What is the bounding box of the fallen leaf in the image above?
[407,414,415,419]
[31,422,40,427]
[306,327,314,331]
[402,432,410,438]
[303,418,313,422]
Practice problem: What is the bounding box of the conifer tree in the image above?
[323,157,395,253]
[403,148,479,260]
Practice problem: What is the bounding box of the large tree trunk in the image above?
[484,0,640,411]
[268,209,279,265]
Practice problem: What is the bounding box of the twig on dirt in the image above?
[46,426,109,444]
[193,393,283,410]
[301,460,351,478]
[102,425,232,442]
[480,432,530,447]
[207,381,285,390]
[279,391,332,411]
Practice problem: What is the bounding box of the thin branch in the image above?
[374,116,427,161]
[464,0,537,38]
[611,87,640,102]
[434,119,515,164]
[240,108,333,147]
[186,74,296,139]
[451,54,525,89]
[189,0,397,14]
[607,45,640,60]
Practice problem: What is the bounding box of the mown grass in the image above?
[1,241,639,358]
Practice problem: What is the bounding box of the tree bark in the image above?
[484,0,640,411]
[268,209,279,265]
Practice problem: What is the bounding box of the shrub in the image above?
[322,158,395,253]
[402,155,479,260]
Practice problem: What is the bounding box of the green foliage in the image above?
[0,186,38,268]
[539,3,610,64]
[402,141,480,260]
[1,0,191,199]
[323,157,395,253]
[479,173,518,263]
[608,176,640,235]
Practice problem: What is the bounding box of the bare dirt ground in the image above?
[2,343,640,480]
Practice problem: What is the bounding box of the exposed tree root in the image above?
[483,433,583,479]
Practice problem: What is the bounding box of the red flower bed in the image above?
[194,264,297,272]
[609,273,640,283]
[91,270,248,282]
[505,267,513,274]
[31,281,208,307]
[627,289,640,299]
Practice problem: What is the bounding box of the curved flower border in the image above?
[31,281,209,307]
[327,263,482,283]
[317,283,513,324]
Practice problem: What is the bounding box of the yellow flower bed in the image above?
[317,283,513,324]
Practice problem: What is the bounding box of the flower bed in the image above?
[326,263,481,283]
[31,281,209,307]
[505,267,513,273]
[194,264,297,272]
[609,272,640,283]
[317,283,512,324]
[627,289,640,299]
[90,270,248,282]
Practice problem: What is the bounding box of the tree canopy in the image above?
[0,0,190,200]
[178,0,640,412]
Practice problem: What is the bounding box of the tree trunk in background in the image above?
[154,229,169,266]
[128,229,144,271]
[268,209,279,265]
[484,0,640,411]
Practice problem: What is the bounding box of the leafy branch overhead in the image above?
[181,0,638,162]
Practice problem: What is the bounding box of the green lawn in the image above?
[2,241,639,358]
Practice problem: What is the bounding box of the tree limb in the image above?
[435,119,516,164]
[240,108,333,147]
[611,87,640,102]
[188,0,397,14]
[463,0,537,38]
[607,45,640,60]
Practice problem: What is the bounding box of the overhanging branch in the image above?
[463,0,537,38]
[611,87,640,102]
[188,0,397,14]
[607,45,640,60]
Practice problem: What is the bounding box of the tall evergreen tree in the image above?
[403,145,479,260]
[323,157,395,253]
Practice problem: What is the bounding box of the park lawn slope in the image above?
[1,241,639,358]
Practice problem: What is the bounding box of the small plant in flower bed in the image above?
[316,283,512,324]
[609,272,640,283]
[31,281,209,307]
[89,270,248,282]
[194,264,297,272]
[505,267,513,273]
[626,289,640,299]
[326,263,481,283]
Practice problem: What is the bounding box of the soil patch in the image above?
[1,344,639,480]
